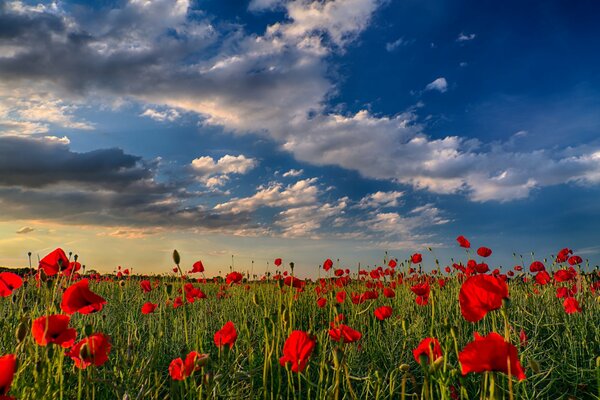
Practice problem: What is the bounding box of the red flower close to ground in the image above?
[477,247,492,257]
[140,280,152,293]
[336,291,346,303]
[383,287,395,298]
[459,332,526,381]
[61,279,107,315]
[66,333,111,369]
[316,297,327,308]
[0,272,23,297]
[459,274,509,322]
[39,248,70,276]
[534,271,551,285]
[169,351,209,380]
[328,324,362,343]
[274,258,282,267]
[225,271,243,285]
[323,258,333,272]
[411,253,422,264]
[214,321,237,349]
[190,261,204,273]
[0,354,16,398]
[279,330,316,373]
[413,337,443,364]
[374,306,393,321]
[563,297,582,314]
[456,235,471,248]
[141,302,158,314]
[31,314,77,348]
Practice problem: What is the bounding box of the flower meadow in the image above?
[1,238,599,399]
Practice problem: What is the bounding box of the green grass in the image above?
[1,263,599,399]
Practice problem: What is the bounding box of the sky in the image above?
[1,0,600,277]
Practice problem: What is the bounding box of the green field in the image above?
[1,252,599,400]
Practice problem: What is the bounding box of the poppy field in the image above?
[1,238,599,399]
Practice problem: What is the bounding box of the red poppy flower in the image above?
[534,271,551,285]
[39,248,70,276]
[225,271,243,285]
[274,258,282,267]
[66,333,111,369]
[529,261,545,273]
[413,337,443,364]
[279,330,316,373]
[383,287,395,298]
[141,302,158,314]
[336,291,346,303]
[563,297,582,314]
[459,332,525,381]
[214,321,237,349]
[374,306,393,321]
[459,275,509,322]
[323,258,333,272]
[568,256,582,266]
[477,247,492,258]
[169,351,209,380]
[61,279,107,315]
[328,324,361,343]
[190,261,204,274]
[556,248,573,263]
[0,354,16,398]
[554,269,576,282]
[388,259,397,268]
[173,297,183,308]
[283,276,305,289]
[316,297,327,308]
[411,253,422,264]
[140,280,152,293]
[31,314,77,348]
[475,263,489,274]
[456,235,471,248]
[0,272,23,297]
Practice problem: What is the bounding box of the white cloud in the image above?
[425,77,448,93]
[385,37,412,52]
[358,190,403,208]
[282,168,304,177]
[140,108,180,122]
[214,178,319,213]
[457,32,476,42]
[191,154,257,187]
[275,197,347,237]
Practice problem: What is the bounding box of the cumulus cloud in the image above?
[1,0,599,206]
[425,77,448,93]
[358,191,403,208]
[191,154,257,187]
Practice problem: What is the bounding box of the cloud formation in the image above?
[1,0,600,210]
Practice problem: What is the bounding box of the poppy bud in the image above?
[529,359,540,374]
[84,324,93,336]
[173,250,181,265]
[16,320,28,343]
[119,280,126,287]
[430,356,444,373]
[399,364,410,372]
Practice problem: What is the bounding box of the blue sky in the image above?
[0,0,599,276]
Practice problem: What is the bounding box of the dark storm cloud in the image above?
[0,136,255,231]
[0,136,153,189]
